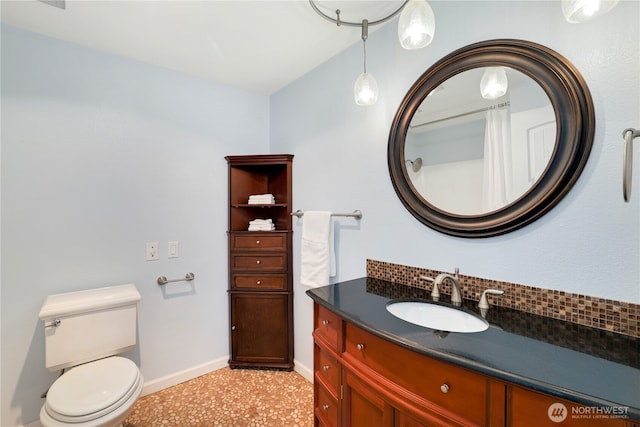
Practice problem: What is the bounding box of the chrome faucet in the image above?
[434,267,462,306]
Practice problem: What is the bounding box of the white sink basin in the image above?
[386,301,489,333]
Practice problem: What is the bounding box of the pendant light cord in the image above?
[361,19,368,73]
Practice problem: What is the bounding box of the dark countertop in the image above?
[306,277,640,420]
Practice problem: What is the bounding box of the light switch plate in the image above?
[168,241,179,258]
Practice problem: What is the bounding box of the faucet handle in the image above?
[479,289,505,310]
[421,275,439,300]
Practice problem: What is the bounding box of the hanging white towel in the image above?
[300,211,336,288]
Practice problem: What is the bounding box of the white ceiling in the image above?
[1,0,406,95]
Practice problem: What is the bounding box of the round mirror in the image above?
[388,39,594,237]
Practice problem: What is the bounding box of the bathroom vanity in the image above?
[307,278,640,427]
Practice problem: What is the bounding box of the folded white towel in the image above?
[300,211,335,288]
[249,219,273,224]
[248,224,275,231]
[248,218,275,231]
[248,194,275,204]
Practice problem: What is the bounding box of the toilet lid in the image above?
[46,357,139,419]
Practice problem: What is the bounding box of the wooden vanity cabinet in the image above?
[226,154,294,370]
[507,385,634,427]
[312,302,638,427]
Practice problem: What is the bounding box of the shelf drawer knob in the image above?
[356,343,365,351]
[322,319,329,326]
[256,240,260,244]
[322,404,330,411]
[440,383,449,394]
[231,325,236,331]
[322,365,330,372]
[256,260,261,264]
[256,280,261,285]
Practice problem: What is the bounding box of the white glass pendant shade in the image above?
[480,67,508,100]
[398,0,435,50]
[354,72,378,106]
[562,0,619,23]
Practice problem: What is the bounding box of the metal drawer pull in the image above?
[322,404,330,411]
[256,280,261,285]
[256,240,260,244]
[256,260,261,264]
[322,365,330,372]
[356,343,365,351]
[440,383,450,393]
[322,319,329,326]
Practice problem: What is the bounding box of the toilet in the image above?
[38,284,143,427]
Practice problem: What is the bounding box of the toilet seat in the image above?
[43,357,142,424]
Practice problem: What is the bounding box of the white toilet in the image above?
[38,284,144,427]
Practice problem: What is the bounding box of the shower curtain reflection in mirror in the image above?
[482,104,512,212]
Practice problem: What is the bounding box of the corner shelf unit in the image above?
[225,154,294,370]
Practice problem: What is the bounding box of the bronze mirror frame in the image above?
[388,39,595,238]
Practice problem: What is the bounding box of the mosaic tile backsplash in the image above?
[366,259,639,338]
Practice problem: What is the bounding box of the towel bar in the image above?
[291,209,362,219]
[157,272,195,286]
[623,128,640,202]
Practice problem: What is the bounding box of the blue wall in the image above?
[1,25,269,426]
[270,0,639,382]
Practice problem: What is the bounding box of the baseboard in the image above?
[141,356,229,396]
[293,359,313,383]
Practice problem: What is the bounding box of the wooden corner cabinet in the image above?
[226,154,294,370]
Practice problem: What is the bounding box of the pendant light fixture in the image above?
[309,0,435,106]
[562,0,619,23]
[354,20,378,106]
[480,67,508,100]
[398,0,435,50]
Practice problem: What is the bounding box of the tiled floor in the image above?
[124,367,314,427]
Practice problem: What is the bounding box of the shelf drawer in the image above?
[231,274,287,290]
[315,345,340,395]
[314,305,341,353]
[230,254,286,272]
[344,322,488,426]
[231,233,287,251]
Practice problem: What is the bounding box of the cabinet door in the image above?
[395,411,429,427]
[508,385,632,427]
[343,370,394,427]
[229,293,290,366]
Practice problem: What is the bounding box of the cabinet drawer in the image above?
[315,305,341,352]
[508,386,632,427]
[344,322,488,426]
[231,233,287,251]
[316,382,339,427]
[231,274,287,290]
[230,254,286,271]
[315,345,340,395]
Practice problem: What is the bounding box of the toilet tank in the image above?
[39,284,141,371]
